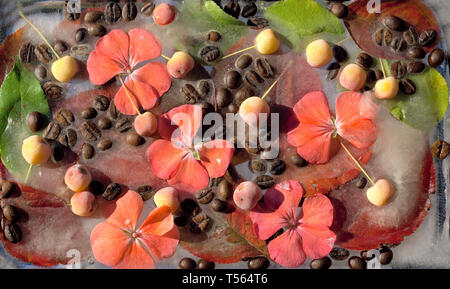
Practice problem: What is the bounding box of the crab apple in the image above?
[21,135,51,165]
[134,112,158,137]
[154,187,179,212]
[366,179,395,207]
[51,55,79,83]
[233,181,263,210]
[167,51,195,79]
[70,191,97,217]
[239,96,270,127]
[64,164,92,193]
[305,39,333,68]
[374,77,399,99]
[255,29,280,55]
[154,3,176,26]
[339,63,367,91]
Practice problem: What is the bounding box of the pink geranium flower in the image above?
[251,180,336,268]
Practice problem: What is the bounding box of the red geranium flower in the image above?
[251,180,335,268]
[87,28,171,115]
[147,104,234,193]
[90,190,179,269]
[287,91,377,164]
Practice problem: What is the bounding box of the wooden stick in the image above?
[340,141,375,186]
[24,164,33,184]
[221,45,256,60]
[261,60,292,100]
[118,77,141,116]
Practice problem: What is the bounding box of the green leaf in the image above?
[264,0,346,49]
[0,58,50,181]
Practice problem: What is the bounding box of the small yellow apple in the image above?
[255,29,280,55]
[366,179,395,207]
[51,55,79,83]
[154,187,179,213]
[22,135,51,165]
[374,77,399,99]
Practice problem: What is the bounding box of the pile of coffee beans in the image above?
[179,257,216,269]
[0,180,22,243]
[213,0,269,30]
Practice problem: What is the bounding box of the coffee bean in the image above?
[269,159,286,175]
[35,65,47,81]
[84,11,103,23]
[126,132,144,146]
[88,24,107,37]
[248,256,270,269]
[105,2,122,23]
[122,2,137,21]
[428,48,446,67]
[255,57,274,78]
[19,43,35,63]
[330,3,348,19]
[356,177,367,189]
[242,3,257,18]
[198,259,215,269]
[384,29,393,46]
[81,143,95,160]
[235,86,254,104]
[200,101,214,117]
[4,223,21,243]
[141,2,155,16]
[399,78,416,95]
[217,179,232,200]
[55,108,74,127]
[181,84,200,104]
[356,53,373,69]
[211,198,227,212]
[75,28,88,44]
[81,121,101,142]
[379,246,393,265]
[136,185,153,201]
[103,183,121,201]
[225,70,241,89]
[407,61,425,74]
[2,204,17,222]
[374,69,384,81]
[179,258,196,269]
[97,117,112,130]
[236,54,253,70]
[348,256,366,269]
[174,216,188,227]
[254,175,274,189]
[403,27,418,46]
[207,30,222,43]
[197,80,211,97]
[0,181,14,198]
[223,0,240,18]
[329,247,350,261]
[382,15,407,32]
[27,111,46,132]
[390,61,406,79]
[58,128,77,147]
[419,29,437,47]
[216,87,232,108]
[97,139,112,151]
[197,188,214,204]
[290,153,307,167]
[249,159,266,174]
[326,62,340,81]
[389,37,406,53]
[81,107,97,119]
[64,1,80,21]
[407,46,426,59]
[224,165,239,185]
[115,118,132,133]
[190,221,203,233]
[432,139,449,159]
[360,250,375,261]
[43,121,61,141]
[181,199,200,216]
[70,44,91,61]
[192,213,210,232]
[332,45,348,63]
[35,44,53,64]
[200,46,220,63]
[247,17,269,30]
[244,70,264,88]
[108,102,120,119]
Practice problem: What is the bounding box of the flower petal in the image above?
[298,224,336,260]
[128,28,162,67]
[90,222,130,267]
[87,51,123,85]
[167,154,210,193]
[140,226,179,261]
[104,190,143,231]
[114,77,158,115]
[147,139,187,180]
[139,206,174,236]
[293,91,332,125]
[251,209,287,241]
[198,140,235,178]
[95,29,129,68]
[268,229,306,268]
[300,194,334,228]
[133,62,171,97]
[114,240,156,269]
[264,180,304,212]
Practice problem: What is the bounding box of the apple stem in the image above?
[161,54,171,61]
[24,164,33,184]
[221,45,256,60]
[335,36,351,45]
[340,141,376,186]
[379,57,386,78]
[118,76,142,116]
[18,11,61,60]
[261,60,292,100]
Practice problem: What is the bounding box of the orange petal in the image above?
[90,222,130,267]
[293,91,331,125]
[95,29,129,68]
[147,139,187,180]
[268,229,306,268]
[140,226,179,261]
[198,140,234,178]
[300,194,334,228]
[251,208,287,241]
[139,206,174,236]
[114,77,158,115]
[114,240,156,269]
[298,224,336,260]
[133,62,172,97]
[265,180,304,212]
[104,190,143,231]
[167,154,210,193]
[128,28,162,67]
[87,51,124,85]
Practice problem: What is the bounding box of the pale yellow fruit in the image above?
[255,29,280,55]
[22,135,51,165]
[51,55,79,83]
[306,39,333,68]
[339,63,367,91]
[65,164,92,193]
[374,77,399,99]
[366,179,395,207]
[71,191,97,217]
[167,51,195,79]
[154,187,179,212]
[239,96,270,127]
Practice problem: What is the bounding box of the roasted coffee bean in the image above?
[428,48,446,67]
[374,29,384,46]
[0,218,6,231]
[81,143,95,160]
[330,3,348,19]
[115,118,132,133]
[122,2,137,21]
[27,111,46,132]
[236,54,253,70]
[174,216,188,227]
[181,199,200,216]
[55,108,74,127]
[19,43,35,63]
[216,87,232,108]
[126,132,144,146]
[207,30,222,43]
[379,246,393,265]
[270,159,286,175]
[43,121,61,140]
[332,45,348,63]
[181,84,200,104]
[88,24,107,37]
[390,61,406,79]
[97,117,112,130]
[70,44,90,61]
[329,247,350,261]
[223,0,240,18]
[384,29,393,46]
[141,2,156,16]
[179,258,196,269]
[198,259,215,269]
[244,70,264,88]
[81,107,97,119]
[136,185,153,201]
[35,44,53,64]
[255,57,274,78]
[75,28,88,44]
[247,17,269,30]
[200,101,214,116]
[235,86,254,104]
[197,188,214,204]
[254,175,274,189]
[200,46,220,62]
[356,177,367,189]
[224,165,239,185]
[407,46,426,59]
[97,139,112,151]
[399,78,416,95]
[84,11,103,23]
[242,3,257,18]
[2,204,17,222]
[81,121,101,142]
[189,221,202,234]
[389,37,406,53]
[326,62,340,81]
[403,27,418,46]
[108,102,120,119]
[103,183,122,201]
[35,65,47,81]
[360,250,375,261]
[419,29,437,47]
[290,153,307,167]
[93,95,109,111]
[211,198,227,212]
[374,69,384,81]
[105,2,122,23]
[432,139,449,159]
[64,1,80,21]
[58,128,77,147]
[225,70,241,89]
[4,223,21,243]
[248,256,270,269]
[356,53,373,69]
[407,61,425,74]
[310,257,332,270]
[197,80,211,97]
[215,180,230,201]
[192,213,210,232]
[348,256,367,269]
[249,159,267,174]
[0,181,14,198]
[382,15,407,32]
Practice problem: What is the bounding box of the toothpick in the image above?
[261,60,293,100]
[379,57,386,78]
[161,54,171,61]
[340,141,375,186]
[24,164,32,184]
[118,77,141,116]
[221,45,256,60]
[335,36,351,46]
